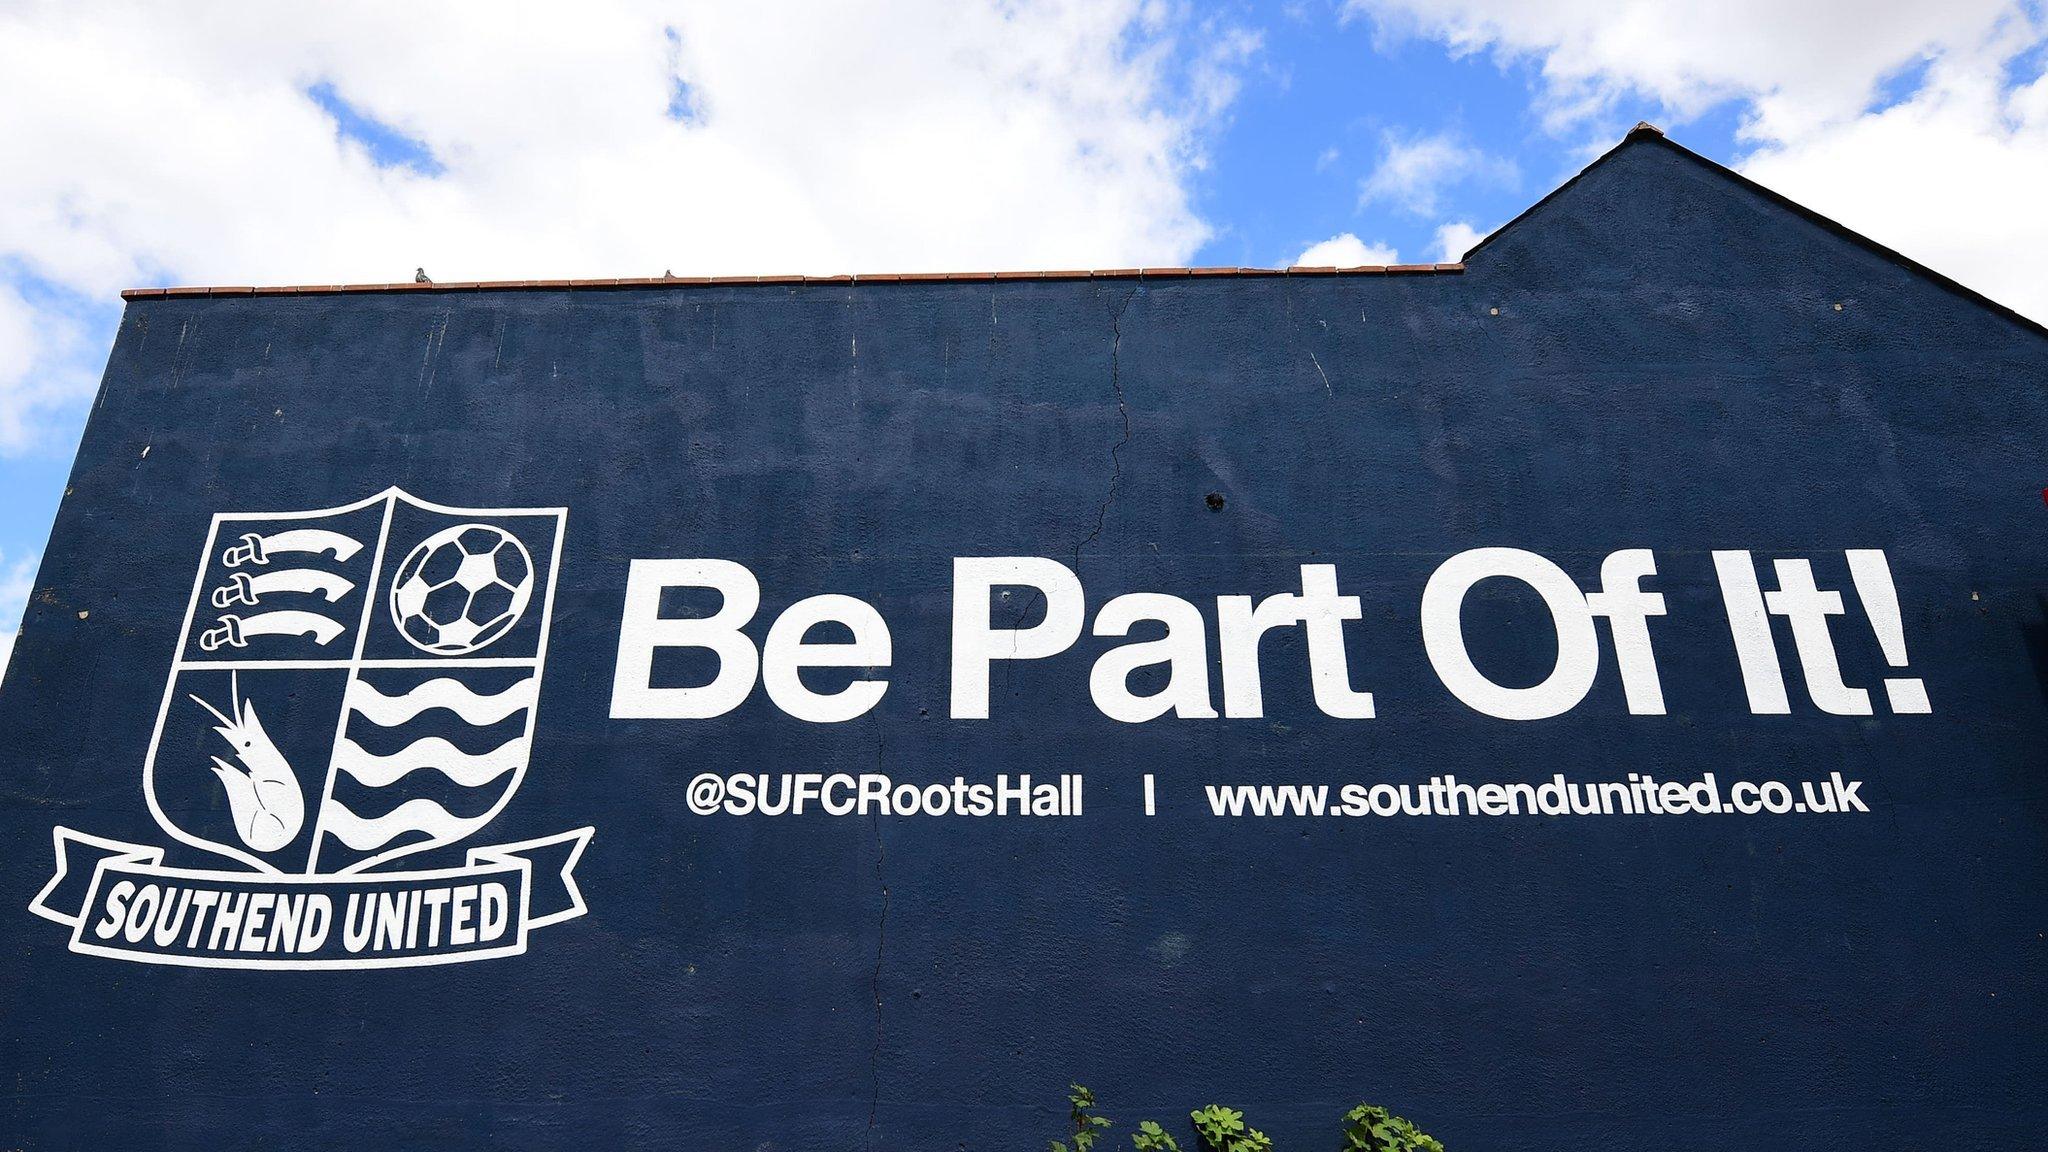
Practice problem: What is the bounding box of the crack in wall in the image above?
[1072,285,1138,571]
[863,732,890,1149]
[992,284,1140,668]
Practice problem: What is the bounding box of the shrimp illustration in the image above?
[189,671,305,852]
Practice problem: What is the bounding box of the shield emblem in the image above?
[142,489,566,875]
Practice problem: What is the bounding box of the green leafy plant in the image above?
[1050,1087,1440,1152]
[1339,1104,1444,1152]
[1052,1083,1115,1152]
[1190,1104,1273,1152]
[1131,1119,1184,1151]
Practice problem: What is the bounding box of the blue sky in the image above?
[1188,13,1710,268]
[2,0,2044,672]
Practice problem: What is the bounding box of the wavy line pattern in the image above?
[322,798,491,851]
[347,677,536,727]
[332,735,527,788]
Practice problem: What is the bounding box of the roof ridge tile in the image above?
[120,264,1464,299]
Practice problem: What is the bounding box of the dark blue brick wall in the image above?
[1,135,2044,1150]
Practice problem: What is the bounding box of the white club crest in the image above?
[30,489,591,970]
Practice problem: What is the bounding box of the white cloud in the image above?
[1345,0,2020,142]
[0,0,1258,453]
[1343,0,2048,321]
[0,550,35,685]
[0,282,96,454]
[1357,129,1517,216]
[1430,221,1486,262]
[1740,48,2048,321]
[1316,145,1341,172]
[1294,232,1401,266]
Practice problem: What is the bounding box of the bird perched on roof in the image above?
[414,267,432,284]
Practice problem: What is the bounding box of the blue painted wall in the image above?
[2,135,2045,1149]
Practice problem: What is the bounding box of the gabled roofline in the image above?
[1457,122,1669,263]
[117,124,2044,338]
[119,264,1462,300]
[1463,122,2047,339]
